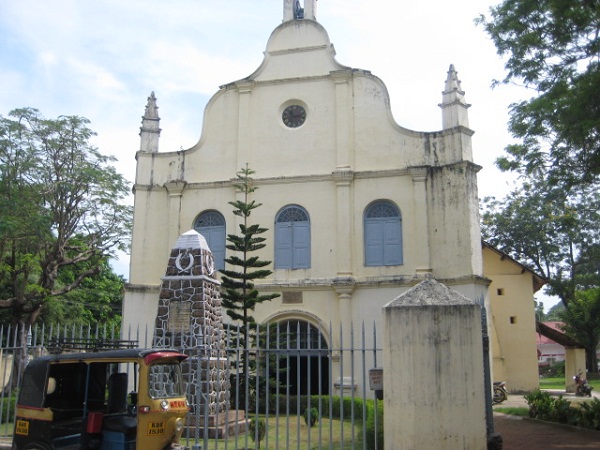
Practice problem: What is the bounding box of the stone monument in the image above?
[154,229,246,437]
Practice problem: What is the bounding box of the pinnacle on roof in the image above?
[439,64,471,129]
[143,91,160,120]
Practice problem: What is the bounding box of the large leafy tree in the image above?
[0,108,132,338]
[481,178,600,371]
[482,179,600,304]
[478,0,600,372]
[559,288,600,372]
[43,259,124,329]
[477,0,600,188]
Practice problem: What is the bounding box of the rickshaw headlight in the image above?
[161,400,169,411]
[175,418,184,433]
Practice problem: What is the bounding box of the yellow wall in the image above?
[483,247,539,392]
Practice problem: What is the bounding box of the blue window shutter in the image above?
[197,225,226,271]
[383,219,402,265]
[275,222,292,269]
[293,222,310,268]
[194,211,226,271]
[365,220,384,266]
[208,227,226,271]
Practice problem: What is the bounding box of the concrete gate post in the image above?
[383,278,487,449]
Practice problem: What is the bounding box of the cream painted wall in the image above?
[123,13,490,391]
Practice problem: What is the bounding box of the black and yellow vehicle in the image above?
[13,348,189,450]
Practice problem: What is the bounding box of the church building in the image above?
[123,0,536,392]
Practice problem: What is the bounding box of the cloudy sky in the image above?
[0,1,557,307]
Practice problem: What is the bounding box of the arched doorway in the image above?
[270,319,329,395]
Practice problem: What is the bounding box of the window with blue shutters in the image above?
[364,201,403,266]
[275,205,311,269]
[193,210,226,271]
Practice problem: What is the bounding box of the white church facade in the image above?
[123,0,534,392]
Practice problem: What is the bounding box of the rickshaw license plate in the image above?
[147,422,165,435]
[15,420,29,436]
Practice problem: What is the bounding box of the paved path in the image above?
[493,391,600,449]
[494,413,600,449]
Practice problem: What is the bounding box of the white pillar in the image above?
[305,0,316,20]
[383,278,487,449]
[283,0,294,21]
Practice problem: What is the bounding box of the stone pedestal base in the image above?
[184,410,249,439]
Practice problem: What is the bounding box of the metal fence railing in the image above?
[0,321,383,449]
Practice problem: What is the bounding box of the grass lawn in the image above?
[539,376,600,391]
[539,377,566,390]
[183,415,360,450]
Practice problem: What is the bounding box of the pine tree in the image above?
[220,165,279,410]
[220,165,278,334]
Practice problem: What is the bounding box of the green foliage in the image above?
[477,0,600,188]
[302,407,319,427]
[558,289,600,371]
[481,177,600,371]
[220,165,278,338]
[43,260,124,328]
[578,398,600,430]
[220,166,279,411]
[539,361,565,379]
[545,302,565,321]
[0,395,16,424]
[362,399,384,450]
[478,2,600,370]
[248,417,266,448]
[0,108,132,331]
[525,390,600,430]
[481,180,600,303]
[525,390,572,423]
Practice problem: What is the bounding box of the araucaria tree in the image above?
[220,165,278,339]
[219,166,278,409]
[0,108,132,339]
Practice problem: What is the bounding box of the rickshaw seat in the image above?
[107,373,128,414]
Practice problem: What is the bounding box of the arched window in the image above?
[364,201,403,266]
[193,210,226,271]
[275,205,310,269]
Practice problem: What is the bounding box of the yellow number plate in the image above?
[15,420,29,436]
[147,421,165,436]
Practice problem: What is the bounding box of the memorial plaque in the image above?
[168,301,191,333]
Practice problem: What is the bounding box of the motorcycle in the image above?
[493,381,508,404]
[574,370,593,397]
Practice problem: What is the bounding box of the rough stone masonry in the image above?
[153,230,229,417]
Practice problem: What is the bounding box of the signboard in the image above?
[369,368,383,391]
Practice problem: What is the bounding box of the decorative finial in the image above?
[140,91,161,153]
[439,64,470,129]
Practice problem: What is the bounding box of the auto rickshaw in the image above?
[13,347,189,450]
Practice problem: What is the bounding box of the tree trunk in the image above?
[586,344,598,375]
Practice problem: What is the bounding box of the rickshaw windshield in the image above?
[147,362,185,399]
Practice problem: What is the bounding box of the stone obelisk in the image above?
[154,230,244,437]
